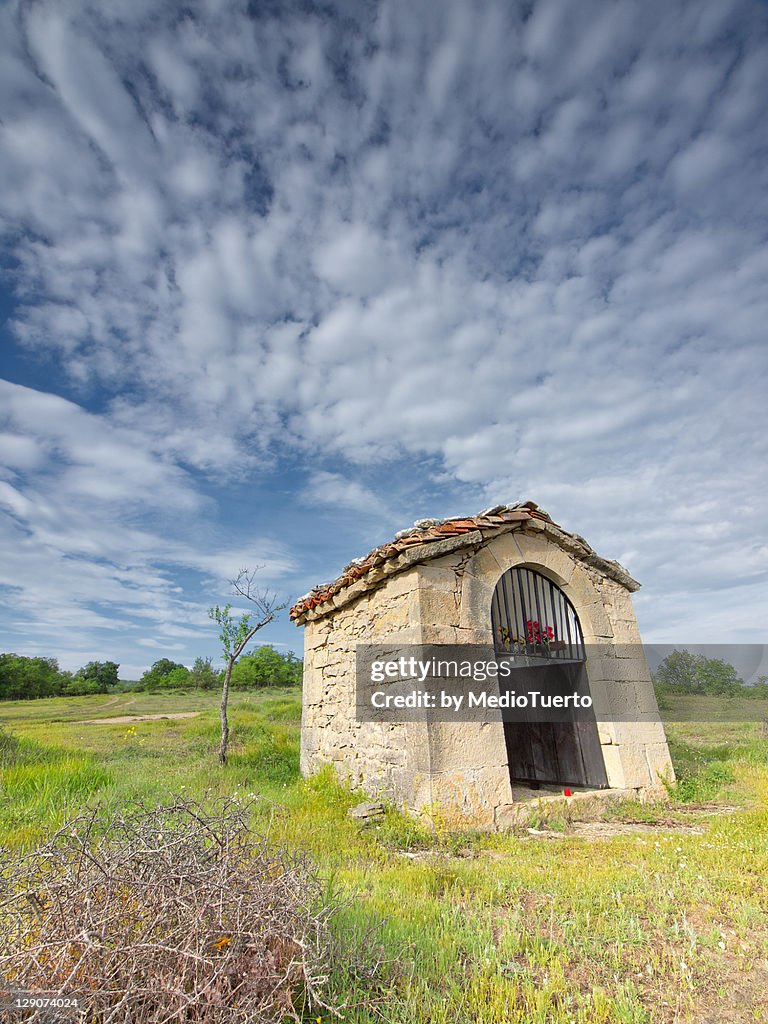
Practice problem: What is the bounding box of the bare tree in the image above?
[209,568,285,765]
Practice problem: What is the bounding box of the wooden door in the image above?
[492,569,608,789]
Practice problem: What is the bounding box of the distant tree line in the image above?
[0,655,120,700]
[653,650,768,698]
[136,647,302,691]
[0,646,302,701]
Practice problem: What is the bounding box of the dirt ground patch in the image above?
[519,803,741,840]
[521,820,710,839]
[74,712,201,725]
[569,820,706,837]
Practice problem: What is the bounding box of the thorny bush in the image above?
[0,797,345,1023]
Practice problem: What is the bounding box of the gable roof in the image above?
[290,500,640,624]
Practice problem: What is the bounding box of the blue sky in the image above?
[1,0,767,679]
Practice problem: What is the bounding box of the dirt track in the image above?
[74,712,201,725]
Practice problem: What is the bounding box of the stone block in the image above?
[599,744,627,789]
[458,573,495,629]
[596,720,618,745]
[588,678,617,722]
[418,588,460,630]
[605,656,653,684]
[539,546,577,587]
[405,770,436,812]
[563,564,602,610]
[646,743,675,787]
[602,585,639,620]
[304,626,331,651]
[372,600,416,635]
[376,567,420,600]
[477,532,526,574]
[506,531,551,569]
[374,624,425,644]
[453,625,495,644]
[426,766,511,826]
[419,623,463,644]
[348,801,385,821]
[427,721,508,772]
[612,742,655,788]
[416,562,462,592]
[578,605,614,642]
[463,542,508,585]
[610,618,643,643]
[599,683,650,721]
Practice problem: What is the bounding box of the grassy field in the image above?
[656,690,768,724]
[1,691,767,1023]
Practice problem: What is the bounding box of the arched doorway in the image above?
[491,566,608,789]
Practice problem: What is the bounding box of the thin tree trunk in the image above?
[219,658,234,766]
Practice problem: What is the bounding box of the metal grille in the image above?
[491,567,585,661]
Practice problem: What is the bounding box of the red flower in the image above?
[524,620,556,644]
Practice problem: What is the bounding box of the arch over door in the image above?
[491,566,584,660]
[491,566,608,790]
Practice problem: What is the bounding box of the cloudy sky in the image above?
[1,0,767,679]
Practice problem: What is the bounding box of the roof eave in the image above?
[291,511,640,625]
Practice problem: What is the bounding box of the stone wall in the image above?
[300,569,430,807]
[299,521,675,827]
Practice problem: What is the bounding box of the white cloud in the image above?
[313,223,405,297]
[669,133,732,192]
[301,471,385,515]
[0,0,766,666]
[137,639,187,651]
[0,380,297,671]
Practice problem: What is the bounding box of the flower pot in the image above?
[524,640,566,656]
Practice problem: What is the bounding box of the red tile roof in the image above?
[290,500,639,624]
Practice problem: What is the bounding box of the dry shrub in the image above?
[0,797,343,1023]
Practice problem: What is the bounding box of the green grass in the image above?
[1,691,767,1023]
[657,691,768,723]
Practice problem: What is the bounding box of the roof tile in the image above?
[290,500,639,623]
